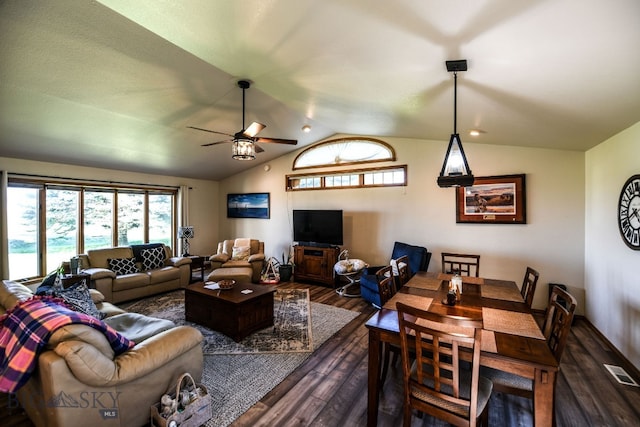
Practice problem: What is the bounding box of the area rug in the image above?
[119,289,359,426]
[120,288,315,354]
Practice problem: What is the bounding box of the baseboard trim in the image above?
[530,310,639,382]
[582,317,640,383]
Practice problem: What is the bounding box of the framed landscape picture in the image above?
[227,193,270,219]
[456,174,526,224]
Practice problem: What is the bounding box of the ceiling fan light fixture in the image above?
[232,138,256,160]
[438,59,474,188]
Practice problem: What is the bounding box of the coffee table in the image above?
[185,281,277,341]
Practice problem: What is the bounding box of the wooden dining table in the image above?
[365,271,559,427]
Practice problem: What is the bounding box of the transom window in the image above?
[293,137,395,170]
[287,165,407,191]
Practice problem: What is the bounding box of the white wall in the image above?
[0,156,220,257]
[585,121,640,367]
[219,135,586,313]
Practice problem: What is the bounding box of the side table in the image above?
[60,273,92,289]
[187,255,207,283]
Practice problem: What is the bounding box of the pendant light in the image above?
[232,138,256,160]
[437,60,474,188]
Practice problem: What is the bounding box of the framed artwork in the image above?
[456,174,526,224]
[227,193,270,219]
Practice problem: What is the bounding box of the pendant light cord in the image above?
[241,86,246,131]
[453,71,458,135]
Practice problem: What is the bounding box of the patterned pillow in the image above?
[54,279,105,320]
[108,257,139,276]
[141,246,165,270]
[231,246,250,261]
[35,271,60,295]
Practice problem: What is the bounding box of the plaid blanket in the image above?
[0,296,134,393]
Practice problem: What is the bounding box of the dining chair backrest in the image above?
[542,286,577,363]
[392,255,411,288]
[396,302,489,427]
[441,252,481,277]
[375,265,396,307]
[520,267,540,308]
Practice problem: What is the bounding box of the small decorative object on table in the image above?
[218,279,235,290]
[451,272,462,299]
[150,373,211,427]
[445,288,458,306]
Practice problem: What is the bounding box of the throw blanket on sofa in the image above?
[0,296,135,393]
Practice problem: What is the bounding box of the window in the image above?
[84,190,114,251]
[293,137,395,170]
[7,186,39,280]
[6,178,177,281]
[46,188,79,272]
[286,165,407,191]
[117,192,145,246]
[149,193,173,246]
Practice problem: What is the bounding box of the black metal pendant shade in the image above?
[437,60,474,188]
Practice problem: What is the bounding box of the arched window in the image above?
[293,137,395,170]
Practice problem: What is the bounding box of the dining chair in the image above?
[392,254,411,288]
[375,265,396,307]
[396,302,492,427]
[375,265,399,388]
[442,252,481,277]
[520,266,540,308]
[481,286,577,401]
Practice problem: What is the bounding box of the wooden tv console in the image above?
[294,245,339,286]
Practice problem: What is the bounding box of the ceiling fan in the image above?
[188,80,297,160]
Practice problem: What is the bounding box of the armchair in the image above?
[359,241,432,308]
[208,238,265,282]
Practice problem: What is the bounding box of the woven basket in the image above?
[150,373,212,427]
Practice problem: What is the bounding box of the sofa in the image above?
[359,241,432,308]
[208,238,265,283]
[79,243,191,303]
[0,279,204,427]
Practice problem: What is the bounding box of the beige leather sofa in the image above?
[79,244,191,303]
[209,238,265,282]
[0,279,204,427]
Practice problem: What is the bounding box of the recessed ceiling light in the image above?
[302,124,311,133]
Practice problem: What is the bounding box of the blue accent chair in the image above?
[359,241,432,308]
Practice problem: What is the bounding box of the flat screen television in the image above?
[293,209,343,246]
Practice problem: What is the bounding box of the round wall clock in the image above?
[618,174,640,250]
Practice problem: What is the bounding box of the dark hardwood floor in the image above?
[234,282,640,427]
[2,281,639,426]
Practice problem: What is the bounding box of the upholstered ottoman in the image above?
[206,267,253,283]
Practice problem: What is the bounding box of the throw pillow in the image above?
[54,279,105,320]
[35,271,60,295]
[231,246,250,261]
[108,257,139,276]
[390,259,399,276]
[141,246,165,270]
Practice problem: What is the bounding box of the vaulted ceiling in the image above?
[1,0,639,180]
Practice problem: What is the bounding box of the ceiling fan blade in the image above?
[201,139,231,147]
[242,121,266,138]
[254,143,265,153]
[255,137,298,145]
[187,126,234,138]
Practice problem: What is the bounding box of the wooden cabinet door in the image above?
[294,246,338,286]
